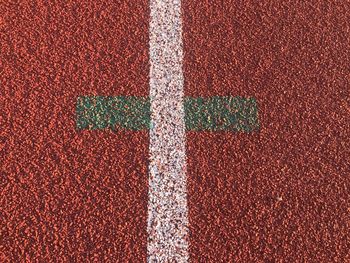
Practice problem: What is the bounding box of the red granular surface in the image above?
[183,1,350,262]
[1,1,149,261]
[1,0,350,262]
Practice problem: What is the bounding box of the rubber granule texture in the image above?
[1,0,350,262]
[1,1,149,262]
[183,1,350,262]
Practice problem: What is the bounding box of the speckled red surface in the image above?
[1,0,350,262]
[1,1,149,262]
[183,1,350,262]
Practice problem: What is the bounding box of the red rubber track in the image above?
[1,0,350,262]
[183,1,350,262]
[1,1,149,261]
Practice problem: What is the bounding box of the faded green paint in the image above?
[76,96,259,131]
[76,96,151,130]
[184,96,259,132]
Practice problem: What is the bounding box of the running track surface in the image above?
[1,1,349,262]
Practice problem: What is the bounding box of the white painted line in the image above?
[148,0,189,262]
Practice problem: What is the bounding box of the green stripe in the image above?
[76,96,151,130]
[76,96,259,131]
[184,96,259,132]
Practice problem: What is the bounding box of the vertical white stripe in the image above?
[148,0,189,262]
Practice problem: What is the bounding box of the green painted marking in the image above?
[76,96,151,130]
[184,96,259,132]
[76,96,259,131]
